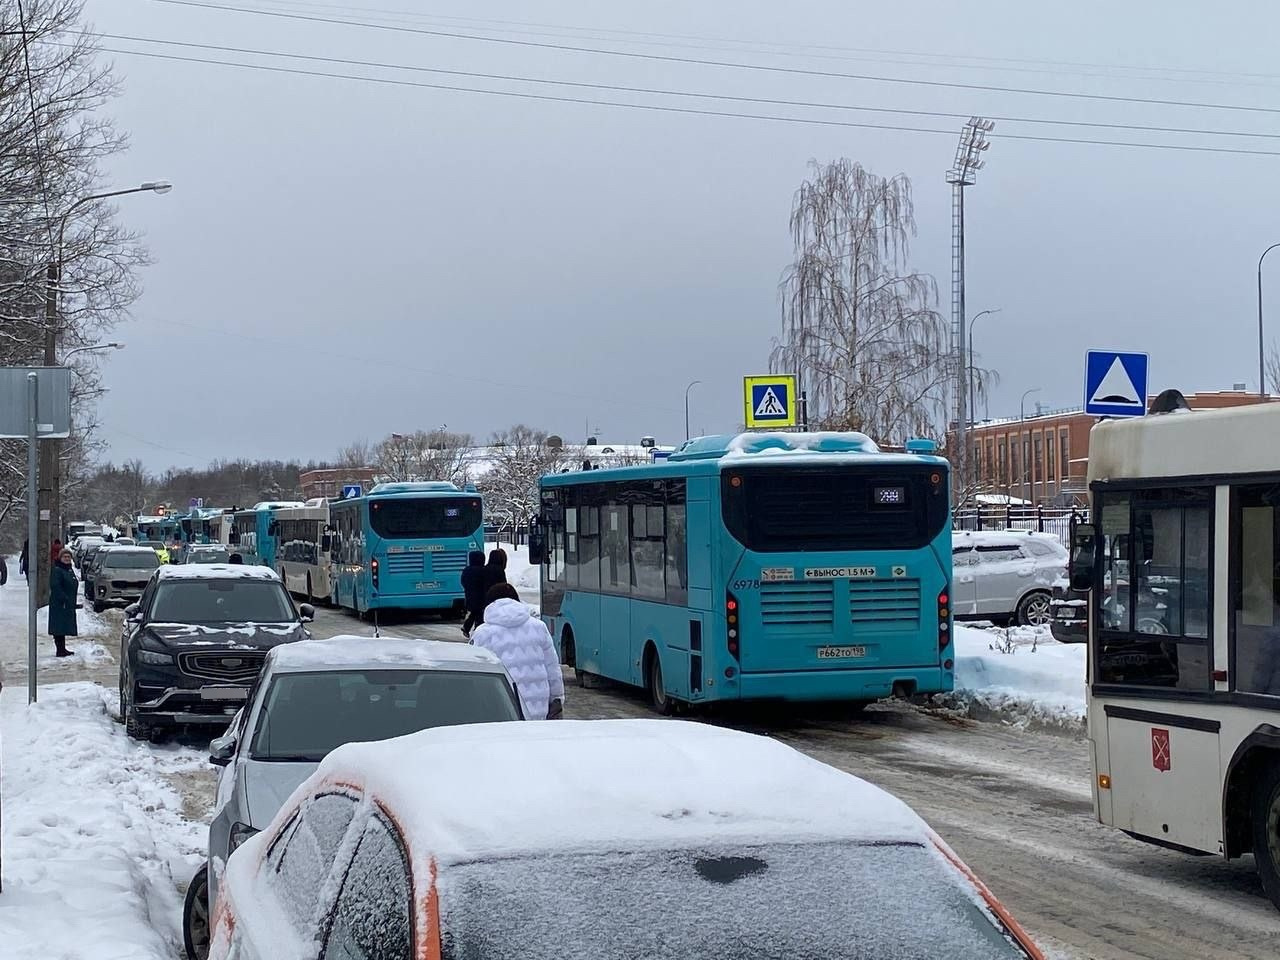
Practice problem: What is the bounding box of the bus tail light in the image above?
[726,592,740,659]
[938,587,950,649]
[371,557,380,588]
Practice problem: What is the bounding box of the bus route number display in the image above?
[873,486,906,505]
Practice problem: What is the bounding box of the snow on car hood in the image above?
[144,622,306,650]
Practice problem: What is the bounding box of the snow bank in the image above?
[0,557,114,679]
[945,625,1086,730]
[0,683,207,959]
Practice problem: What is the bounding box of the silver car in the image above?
[951,530,1068,626]
[184,636,522,960]
[89,546,160,612]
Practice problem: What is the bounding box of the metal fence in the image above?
[952,506,1088,544]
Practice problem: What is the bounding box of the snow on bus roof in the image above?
[267,635,507,673]
[155,563,279,581]
[298,719,927,865]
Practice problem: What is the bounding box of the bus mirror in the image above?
[528,526,547,565]
[321,534,332,553]
[1070,523,1097,593]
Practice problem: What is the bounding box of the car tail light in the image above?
[938,587,951,649]
[371,557,380,588]
[726,592,740,659]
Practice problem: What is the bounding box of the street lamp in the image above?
[61,342,124,362]
[1257,242,1280,396]
[684,380,702,441]
[37,182,171,603]
[1019,387,1042,504]
[968,308,1000,427]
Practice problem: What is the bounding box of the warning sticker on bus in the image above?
[804,566,876,580]
[761,567,795,582]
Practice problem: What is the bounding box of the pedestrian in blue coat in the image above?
[49,548,78,658]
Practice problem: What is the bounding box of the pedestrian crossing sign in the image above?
[744,375,798,428]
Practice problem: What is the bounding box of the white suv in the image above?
[951,530,1068,626]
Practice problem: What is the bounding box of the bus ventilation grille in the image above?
[431,552,468,575]
[759,581,834,627]
[848,579,921,629]
[386,554,425,575]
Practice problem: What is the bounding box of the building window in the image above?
[1033,434,1043,485]
[1046,432,1056,487]
[985,440,994,481]
[997,439,1007,484]
[1010,440,1019,489]
[1060,430,1070,481]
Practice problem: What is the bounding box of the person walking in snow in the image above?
[49,547,78,658]
[20,539,28,578]
[459,550,486,639]
[471,583,564,720]
[482,547,508,595]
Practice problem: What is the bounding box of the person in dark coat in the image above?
[459,550,487,638]
[1,554,7,586]
[49,547,78,658]
[20,539,28,578]
[483,548,508,596]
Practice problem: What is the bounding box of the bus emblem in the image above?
[1151,728,1171,772]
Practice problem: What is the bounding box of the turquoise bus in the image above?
[327,482,484,616]
[228,502,303,569]
[532,432,954,711]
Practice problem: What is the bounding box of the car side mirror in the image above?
[298,603,315,623]
[1070,523,1097,593]
[209,734,236,766]
[124,603,141,621]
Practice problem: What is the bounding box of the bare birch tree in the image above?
[374,430,473,486]
[771,159,992,444]
[478,425,569,538]
[1268,341,1280,397]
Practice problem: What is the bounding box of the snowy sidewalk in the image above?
[0,682,207,959]
[947,624,1087,729]
[0,556,116,685]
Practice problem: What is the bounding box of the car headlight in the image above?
[136,649,174,666]
[229,822,259,852]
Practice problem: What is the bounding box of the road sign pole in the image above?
[27,372,39,705]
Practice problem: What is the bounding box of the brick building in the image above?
[298,467,377,500]
[960,391,1272,506]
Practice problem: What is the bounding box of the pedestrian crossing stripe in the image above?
[754,387,786,417]
[743,375,798,428]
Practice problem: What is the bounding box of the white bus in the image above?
[1071,394,1280,910]
[273,501,333,603]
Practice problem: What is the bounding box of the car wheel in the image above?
[93,600,105,614]
[183,862,211,960]
[1251,763,1280,910]
[645,647,676,716]
[123,685,152,742]
[1016,591,1052,626]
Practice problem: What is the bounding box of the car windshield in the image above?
[248,669,519,762]
[104,552,160,570]
[150,579,295,622]
[439,842,1028,960]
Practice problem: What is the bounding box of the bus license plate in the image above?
[200,686,248,701]
[817,645,866,659]
[415,581,441,591]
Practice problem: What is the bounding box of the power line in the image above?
[193,0,1280,89]
[89,32,1280,143]
[81,42,1280,158]
[145,0,1280,117]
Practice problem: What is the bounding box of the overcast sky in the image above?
[88,0,1280,468]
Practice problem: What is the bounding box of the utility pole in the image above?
[946,118,994,497]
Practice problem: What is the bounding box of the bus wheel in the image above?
[645,647,676,716]
[1251,762,1280,910]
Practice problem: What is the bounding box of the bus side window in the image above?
[1233,486,1280,697]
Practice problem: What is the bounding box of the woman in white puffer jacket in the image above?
[471,583,565,720]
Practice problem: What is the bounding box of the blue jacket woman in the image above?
[49,548,78,658]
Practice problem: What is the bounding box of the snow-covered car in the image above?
[71,535,104,569]
[207,720,1046,960]
[182,544,230,564]
[118,564,313,741]
[952,530,1068,626]
[184,636,521,960]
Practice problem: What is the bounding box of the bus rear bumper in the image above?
[734,666,952,702]
[369,593,463,611]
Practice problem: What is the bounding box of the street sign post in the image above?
[341,484,363,499]
[743,374,798,429]
[1084,350,1149,418]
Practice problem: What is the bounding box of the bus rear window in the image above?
[368,497,482,540]
[721,467,948,552]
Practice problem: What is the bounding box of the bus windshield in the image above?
[720,465,948,552]
[368,497,482,540]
